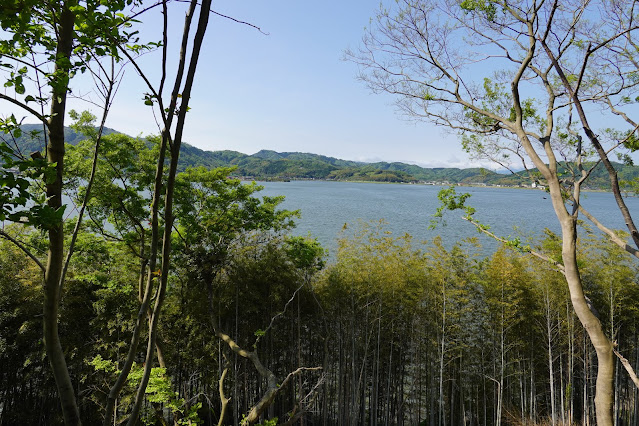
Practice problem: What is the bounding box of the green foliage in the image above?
[0,230,48,423]
[90,358,202,425]
[0,123,62,228]
[460,0,498,21]
[256,417,278,426]
[0,0,148,102]
[431,186,474,228]
[2,194,639,424]
[64,126,174,273]
[328,166,418,182]
[579,231,639,332]
[481,247,533,332]
[284,235,326,270]
[623,132,639,152]
[317,220,427,328]
[503,235,530,253]
[0,0,158,232]
[12,125,639,189]
[173,166,298,255]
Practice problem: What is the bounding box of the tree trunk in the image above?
[516,119,615,425]
[568,303,575,426]
[44,5,80,425]
[546,293,556,426]
[560,218,614,426]
[584,332,589,426]
[439,288,446,426]
[127,0,211,423]
[560,353,565,425]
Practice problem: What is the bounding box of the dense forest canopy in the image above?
[1,0,639,425]
[3,205,639,424]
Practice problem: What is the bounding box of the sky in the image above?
[51,0,484,169]
[3,2,638,170]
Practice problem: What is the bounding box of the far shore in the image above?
[246,176,614,193]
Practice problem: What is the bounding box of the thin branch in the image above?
[217,366,230,426]
[59,58,119,293]
[614,349,639,389]
[209,9,268,35]
[0,94,48,125]
[254,281,306,347]
[463,216,566,275]
[578,206,639,260]
[539,37,639,249]
[0,229,45,273]
[173,0,269,34]
[605,97,638,128]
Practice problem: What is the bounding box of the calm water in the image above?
[258,181,639,256]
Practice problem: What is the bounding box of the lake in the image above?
[258,181,639,256]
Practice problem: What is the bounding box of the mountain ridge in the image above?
[4,125,639,189]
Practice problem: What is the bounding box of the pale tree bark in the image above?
[218,367,231,426]
[517,110,615,426]
[439,286,446,426]
[1,3,160,423]
[567,302,575,425]
[207,278,321,424]
[216,330,321,425]
[545,291,557,426]
[102,0,213,423]
[102,0,186,421]
[561,218,614,426]
[59,55,120,426]
[538,37,639,253]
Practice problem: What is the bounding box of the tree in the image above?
[0,2,142,423]
[348,1,639,424]
[0,0,222,423]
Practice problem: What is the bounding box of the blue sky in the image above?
[98,0,478,168]
[2,2,636,169]
[0,1,494,168]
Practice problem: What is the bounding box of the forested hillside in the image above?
[7,125,639,188]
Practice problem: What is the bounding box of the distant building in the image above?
[531,181,546,190]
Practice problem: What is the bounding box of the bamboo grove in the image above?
[1,133,639,424]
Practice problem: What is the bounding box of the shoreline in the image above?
[247,177,614,193]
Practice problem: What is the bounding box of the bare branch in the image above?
[217,366,230,426]
[0,229,45,273]
[614,349,639,389]
[0,94,48,125]
[462,216,565,275]
[254,281,306,346]
[172,0,268,34]
[578,206,639,260]
[60,58,119,293]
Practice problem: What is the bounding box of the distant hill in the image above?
[4,125,639,188]
[7,123,119,154]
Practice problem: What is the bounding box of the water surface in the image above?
[259,181,639,256]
